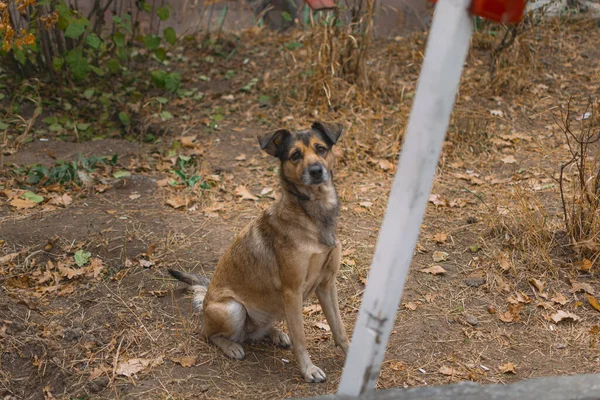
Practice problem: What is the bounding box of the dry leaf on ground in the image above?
[10,197,38,209]
[433,233,448,244]
[166,196,187,209]
[234,186,258,201]
[171,356,197,367]
[116,357,164,377]
[420,265,447,275]
[128,194,141,200]
[313,322,330,331]
[439,366,461,376]
[48,193,73,207]
[501,155,517,164]
[498,254,512,272]
[499,362,516,374]
[570,281,596,295]
[529,278,545,293]
[574,259,593,272]
[428,194,447,207]
[378,159,394,171]
[180,135,197,148]
[550,310,580,324]
[432,251,449,262]
[585,294,600,312]
[235,153,247,161]
[303,304,322,316]
[551,293,569,305]
[0,253,19,265]
[403,302,419,311]
[359,201,373,209]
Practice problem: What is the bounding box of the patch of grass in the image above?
[11,154,118,186]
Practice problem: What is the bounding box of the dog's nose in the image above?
[309,165,323,179]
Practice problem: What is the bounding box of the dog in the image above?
[168,122,350,383]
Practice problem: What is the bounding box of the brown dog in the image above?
[168,122,349,383]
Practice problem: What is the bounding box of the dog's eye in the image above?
[290,151,302,162]
[315,145,327,155]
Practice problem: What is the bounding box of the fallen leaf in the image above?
[551,293,569,305]
[499,362,515,374]
[439,366,460,376]
[57,261,87,280]
[313,322,330,331]
[260,187,274,197]
[420,265,447,275]
[550,310,580,323]
[303,304,322,316]
[87,258,105,278]
[156,177,170,187]
[501,155,517,164]
[116,357,164,377]
[0,252,19,265]
[359,201,373,209]
[180,135,197,148]
[498,303,523,323]
[234,186,258,201]
[113,170,131,179]
[432,251,449,262]
[574,259,593,272]
[498,254,512,272]
[388,361,406,371]
[10,197,37,209]
[138,259,154,268]
[88,365,111,381]
[403,302,419,311]
[342,258,356,267]
[48,193,73,207]
[166,196,187,209]
[428,194,447,207]
[424,293,438,303]
[490,109,504,117]
[22,191,44,203]
[235,153,247,161]
[570,281,596,295]
[529,278,545,293]
[129,194,141,200]
[585,294,600,312]
[171,356,197,367]
[378,159,394,171]
[433,233,448,244]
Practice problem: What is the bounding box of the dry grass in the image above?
[557,98,600,261]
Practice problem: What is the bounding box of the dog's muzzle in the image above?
[302,163,329,185]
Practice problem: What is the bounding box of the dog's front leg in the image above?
[283,289,326,383]
[316,243,350,354]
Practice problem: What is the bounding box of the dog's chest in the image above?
[301,247,332,300]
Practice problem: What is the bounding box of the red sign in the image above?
[429,0,525,23]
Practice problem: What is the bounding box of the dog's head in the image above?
[258,122,343,186]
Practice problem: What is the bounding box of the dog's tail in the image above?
[168,268,210,309]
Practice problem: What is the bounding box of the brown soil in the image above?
[2,17,600,400]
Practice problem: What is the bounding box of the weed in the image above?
[557,98,600,260]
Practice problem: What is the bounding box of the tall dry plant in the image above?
[283,0,376,110]
[557,99,600,261]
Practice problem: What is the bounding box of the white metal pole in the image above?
[337,0,474,395]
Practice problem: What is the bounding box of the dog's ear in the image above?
[257,129,291,158]
[312,122,343,147]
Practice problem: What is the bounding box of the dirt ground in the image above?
[2,16,600,400]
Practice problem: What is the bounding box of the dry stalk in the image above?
[556,98,600,260]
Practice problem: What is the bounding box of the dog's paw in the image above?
[269,328,291,349]
[223,342,245,360]
[302,364,326,383]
